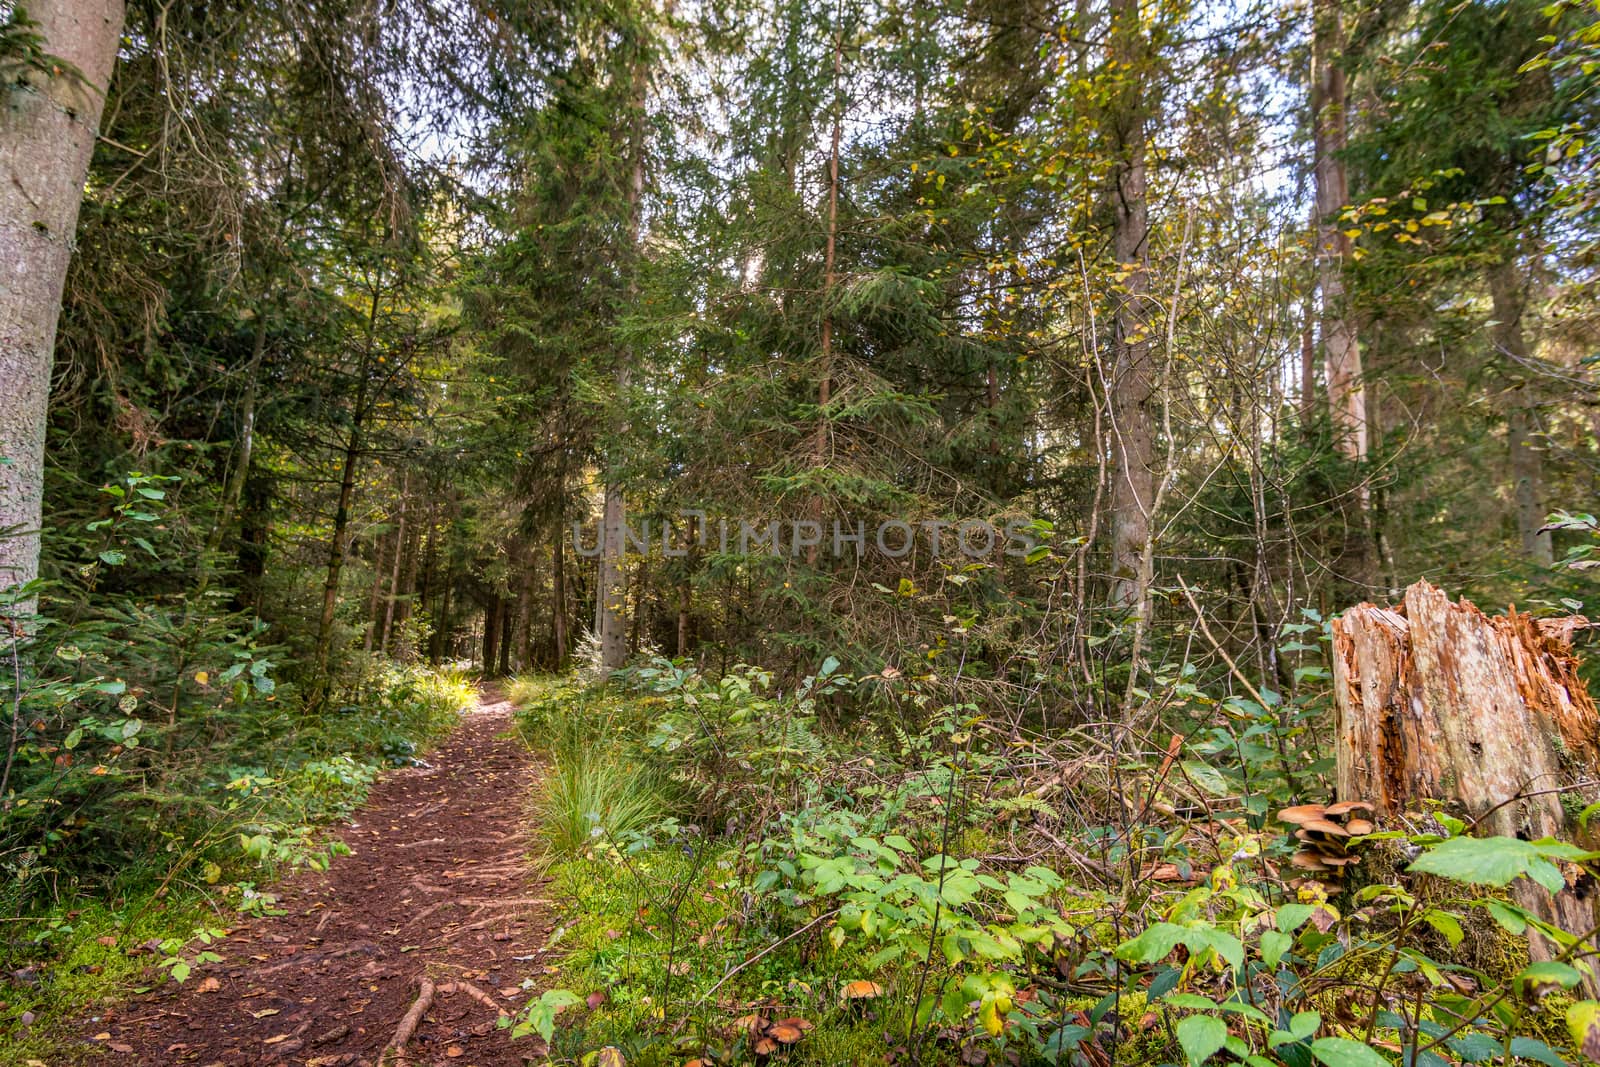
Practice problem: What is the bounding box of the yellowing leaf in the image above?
[979,997,1004,1036]
[1568,1000,1600,1062]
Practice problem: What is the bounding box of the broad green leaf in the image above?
[1182,760,1230,797]
[1116,922,1188,964]
[1421,910,1464,947]
[1177,1015,1229,1066]
[1518,960,1583,992]
[1408,836,1596,895]
[1510,1037,1570,1067]
[1260,930,1291,969]
[1309,1036,1392,1067]
[1270,1010,1321,1047]
[1450,1032,1502,1063]
[1188,927,1245,971]
[1485,899,1528,935]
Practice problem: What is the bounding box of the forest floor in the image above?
[80,690,555,1066]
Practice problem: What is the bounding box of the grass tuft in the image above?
[536,739,664,856]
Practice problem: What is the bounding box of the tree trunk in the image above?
[676,525,694,659]
[1311,0,1367,465]
[1105,0,1155,616]
[363,531,386,656]
[498,598,513,676]
[1332,580,1599,987]
[198,318,265,599]
[380,472,409,657]
[513,544,534,671]
[482,597,501,676]
[394,504,423,658]
[552,528,568,666]
[309,279,380,706]
[807,19,844,567]
[1300,203,1318,423]
[0,0,125,612]
[234,467,271,617]
[1488,256,1553,567]
[598,45,650,674]
[598,482,628,669]
[432,572,453,665]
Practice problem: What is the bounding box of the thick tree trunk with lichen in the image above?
[1332,580,1600,987]
[0,0,125,611]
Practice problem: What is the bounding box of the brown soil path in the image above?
[87,693,554,1066]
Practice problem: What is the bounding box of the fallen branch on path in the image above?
[380,974,511,1064]
[381,975,434,1067]
[402,900,463,928]
[438,979,507,1017]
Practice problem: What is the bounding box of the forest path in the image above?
[88,691,555,1066]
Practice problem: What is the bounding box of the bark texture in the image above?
[1333,580,1600,983]
[0,0,125,606]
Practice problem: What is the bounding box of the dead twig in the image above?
[381,975,435,1066]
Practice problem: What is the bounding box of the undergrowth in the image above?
[506,652,1600,1067]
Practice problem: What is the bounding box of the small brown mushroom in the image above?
[1278,804,1329,825]
[1299,817,1350,837]
[768,1022,805,1044]
[1344,818,1374,836]
[1324,801,1375,817]
[841,980,884,1000]
[1291,850,1334,871]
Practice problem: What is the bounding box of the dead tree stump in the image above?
[1331,580,1599,982]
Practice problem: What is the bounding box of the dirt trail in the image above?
[88,693,554,1066]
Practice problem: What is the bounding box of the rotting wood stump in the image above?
[1331,579,1599,986]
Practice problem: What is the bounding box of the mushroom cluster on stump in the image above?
[1279,801,1374,886]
